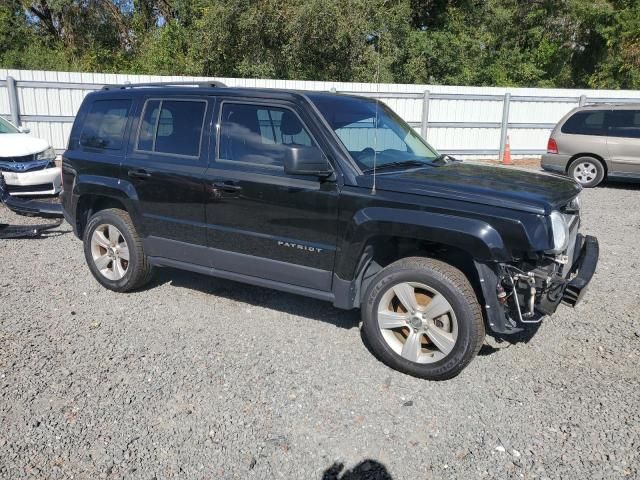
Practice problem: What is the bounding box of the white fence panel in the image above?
[2,69,640,158]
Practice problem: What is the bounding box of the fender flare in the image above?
[71,175,142,234]
[334,207,510,284]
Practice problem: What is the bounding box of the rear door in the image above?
[123,95,213,264]
[606,108,640,178]
[203,98,339,292]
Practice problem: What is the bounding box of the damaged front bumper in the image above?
[1,167,62,196]
[477,233,600,336]
[561,235,599,307]
[0,172,63,219]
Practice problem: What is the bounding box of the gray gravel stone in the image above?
[1,182,639,479]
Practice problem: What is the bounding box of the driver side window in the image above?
[218,103,314,167]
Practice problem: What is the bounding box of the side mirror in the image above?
[18,126,30,134]
[283,145,333,178]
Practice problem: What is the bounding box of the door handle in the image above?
[212,181,242,193]
[128,169,152,179]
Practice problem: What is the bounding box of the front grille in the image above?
[0,158,53,172]
[6,183,54,193]
[0,154,35,163]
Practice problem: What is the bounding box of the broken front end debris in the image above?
[0,173,63,239]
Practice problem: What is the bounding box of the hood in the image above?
[358,161,581,215]
[0,133,50,157]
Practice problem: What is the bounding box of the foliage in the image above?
[1,0,640,88]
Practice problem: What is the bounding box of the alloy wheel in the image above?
[90,224,129,281]
[377,282,458,363]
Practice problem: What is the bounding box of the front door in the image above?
[203,99,338,292]
[124,96,213,264]
[606,109,640,178]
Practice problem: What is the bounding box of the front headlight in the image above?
[549,210,569,252]
[36,147,56,162]
[566,194,581,215]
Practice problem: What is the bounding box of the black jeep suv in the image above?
[61,82,599,380]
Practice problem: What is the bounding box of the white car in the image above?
[0,116,61,196]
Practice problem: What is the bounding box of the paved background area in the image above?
[1,179,638,479]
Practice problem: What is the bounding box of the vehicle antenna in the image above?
[366,31,382,195]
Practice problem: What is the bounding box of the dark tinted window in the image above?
[136,99,206,157]
[561,110,606,136]
[80,99,131,149]
[608,110,640,138]
[137,100,160,151]
[219,103,313,167]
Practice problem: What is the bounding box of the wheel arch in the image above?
[567,153,608,177]
[358,236,484,302]
[331,207,513,324]
[334,208,509,282]
[72,176,141,238]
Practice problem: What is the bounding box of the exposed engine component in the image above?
[497,264,564,325]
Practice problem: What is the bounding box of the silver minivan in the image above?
[542,104,640,187]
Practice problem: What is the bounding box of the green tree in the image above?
[1,0,640,89]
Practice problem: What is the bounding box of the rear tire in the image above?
[83,208,153,292]
[568,157,605,188]
[361,257,485,380]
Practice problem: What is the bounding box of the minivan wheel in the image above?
[568,157,605,188]
[83,208,153,292]
[361,257,485,380]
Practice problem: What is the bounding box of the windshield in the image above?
[0,116,19,134]
[308,94,439,172]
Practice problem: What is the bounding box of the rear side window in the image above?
[608,110,640,138]
[218,103,313,167]
[80,99,131,149]
[136,99,207,157]
[561,111,606,136]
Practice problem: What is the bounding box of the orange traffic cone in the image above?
[502,135,513,165]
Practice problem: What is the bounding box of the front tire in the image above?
[83,208,153,292]
[361,257,485,380]
[568,157,605,188]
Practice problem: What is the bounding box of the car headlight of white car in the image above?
[549,210,569,253]
[35,147,56,162]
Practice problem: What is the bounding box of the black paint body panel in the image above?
[61,86,589,324]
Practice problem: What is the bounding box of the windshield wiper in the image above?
[363,160,429,173]
[432,154,459,164]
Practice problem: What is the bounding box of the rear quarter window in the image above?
[80,99,132,149]
[561,110,606,136]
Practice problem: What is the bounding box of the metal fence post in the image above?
[579,94,587,107]
[499,92,511,160]
[420,90,430,138]
[7,76,21,127]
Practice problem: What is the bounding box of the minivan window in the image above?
[561,110,606,136]
[80,99,132,149]
[219,103,314,167]
[136,99,206,157]
[608,110,640,139]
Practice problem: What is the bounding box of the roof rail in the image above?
[102,81,226,91]
[582,100,640,107]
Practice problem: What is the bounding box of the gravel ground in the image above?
[1,181,639,479]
